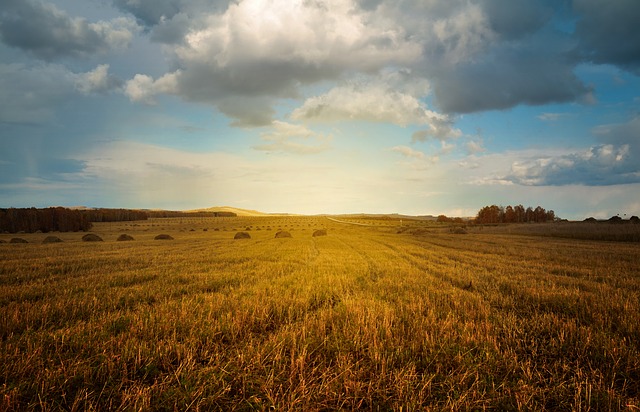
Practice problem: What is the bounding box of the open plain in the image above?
[1,216,639,410]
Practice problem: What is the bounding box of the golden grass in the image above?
[1,216,639,410]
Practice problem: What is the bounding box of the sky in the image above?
[1,0,639,219]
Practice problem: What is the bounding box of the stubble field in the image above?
[1,216,639,411]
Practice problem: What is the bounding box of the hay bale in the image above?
[312,229,327,237]
[155,234,174,240]
[275,231,292,238]
[0,239,5,243]
[117,234,134,241]
[234,232,251,239]
[451,227,467,234]
[584,217,598,223]
[82,234,103,242]
[10,238,28,243]
[630,216,639,224]
[42,236,63,243]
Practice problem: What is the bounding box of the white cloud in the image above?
[124,71,180,104]
[291,73,455,136]
[122,0,422,125]
[411,120,463,142]
[75,64,121,94]
[253,121,332,155]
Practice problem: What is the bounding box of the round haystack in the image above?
[155,234,174,240]
[10,238,28,243]
[451,227,467,234]
[312,229,328,237]
[82,234,103,242]
[117,234,134,241]
[584,217,598,223]
[275,231,292,239]
[608,216,623,223]
[234,231,251,240]
[630,216,640,224]
[42,236,63,244]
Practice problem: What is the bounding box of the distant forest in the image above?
[0,208,236,233]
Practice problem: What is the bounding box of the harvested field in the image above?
[1,216,639,410]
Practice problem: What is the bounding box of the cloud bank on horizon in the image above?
[0,0,639,218]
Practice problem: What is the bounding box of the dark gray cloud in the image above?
[0,63,75,124]
[111,0,231,29]
[430,41,591,113]
[217,97,276,128]
[480,0,555,40]
[112,0,181,27]
[574,0,640,72]
[0,63,121,124]
[505,116,640,186]
[0,0,137,60]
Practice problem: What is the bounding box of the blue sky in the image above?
[1,0,639,219]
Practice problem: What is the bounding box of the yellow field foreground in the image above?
[1,217,639,410]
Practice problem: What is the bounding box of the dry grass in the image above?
[1,216,639,410]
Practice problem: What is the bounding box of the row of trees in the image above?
[0,207,239,233]
[475,204,556,224]
[0,207,93,233]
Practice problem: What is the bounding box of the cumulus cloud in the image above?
[75,64,122,95]
[292,82,441,127]
[506,145,637,186]
[112,0,639,126]
[124,72,180,104]
[123,0,421,125]
[504,116,640,186]
[253,121,331,155]
[0,0,138,60]
[366,0,594,114]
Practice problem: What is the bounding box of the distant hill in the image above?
[330,213,438,221]
[186,206,290,217]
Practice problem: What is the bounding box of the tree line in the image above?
[0,207,93,233]
[0,207,238,233]
[475,204,556,224]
